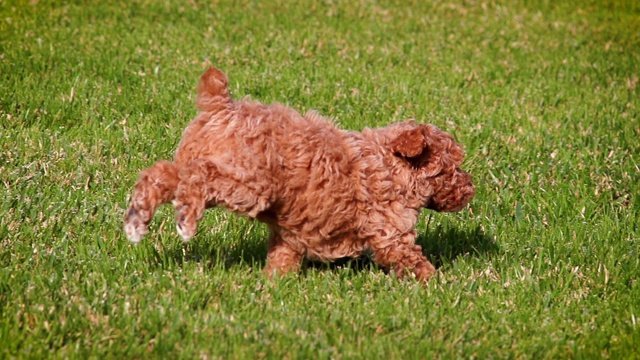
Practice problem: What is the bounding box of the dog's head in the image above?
[387,121,475,212]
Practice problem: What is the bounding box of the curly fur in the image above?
[124,67,475,282]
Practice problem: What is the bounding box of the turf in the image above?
[1,0,639,358]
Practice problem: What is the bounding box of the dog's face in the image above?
[387,121,475,212]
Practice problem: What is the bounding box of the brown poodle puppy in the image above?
[124,67,475,282]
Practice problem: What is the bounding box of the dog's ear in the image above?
[390,126,428,159]
[391,124,465,176]
[390,125,430,169]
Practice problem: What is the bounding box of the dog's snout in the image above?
[425,169,474,213]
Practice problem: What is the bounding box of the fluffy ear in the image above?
[391,124,465,176]
[390,126,428,159]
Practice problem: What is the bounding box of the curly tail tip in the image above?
[196,67,230,111]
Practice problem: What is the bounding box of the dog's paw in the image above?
[175,209,196,242]
[124,207,148,243]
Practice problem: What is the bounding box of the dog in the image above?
[124,67,475,282]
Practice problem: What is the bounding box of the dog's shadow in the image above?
[154,234,270,271]
[154,224,496,274]
[417,224,497,269]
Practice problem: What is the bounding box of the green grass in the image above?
[1,0,639,358]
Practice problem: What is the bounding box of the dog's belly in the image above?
[304,234,367,262]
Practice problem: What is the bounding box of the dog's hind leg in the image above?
[124,160,179,243]
[172,161,208,241]
[173,159,273,241]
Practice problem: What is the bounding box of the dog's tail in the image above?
[124,160,180,243]
[196,67,232,112]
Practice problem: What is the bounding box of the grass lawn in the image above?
[1,0,639,358]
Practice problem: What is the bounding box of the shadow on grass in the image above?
[144,235,269,271]
[148,225,497,274]
[417,225,498,269]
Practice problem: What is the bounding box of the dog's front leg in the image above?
[264,231,304,277]
[369,232,436,283]
[173,158,274,241]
